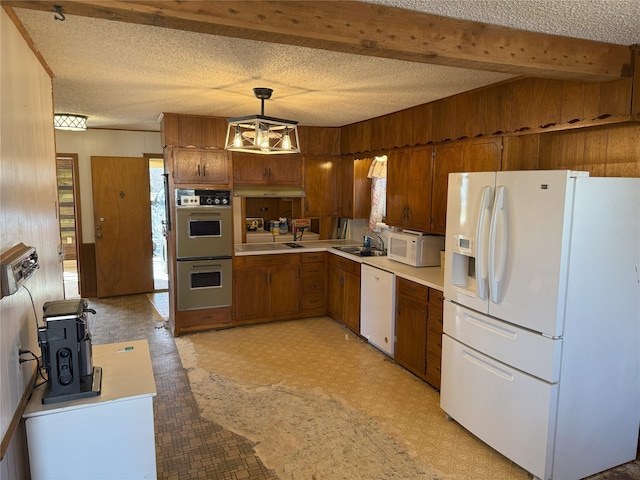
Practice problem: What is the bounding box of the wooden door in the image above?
[91,156,154,297]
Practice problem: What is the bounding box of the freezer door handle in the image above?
[462,349,514,382]
[464,312,518,340]
[489,186,508,303]
[476,186,493,300]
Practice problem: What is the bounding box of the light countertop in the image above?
[234,240,444,291]
[24,339,156,417]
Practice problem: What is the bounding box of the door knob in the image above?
[96,233,103,239]
[96,225,102,230]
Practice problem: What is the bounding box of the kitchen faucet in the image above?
[364,234,385,251]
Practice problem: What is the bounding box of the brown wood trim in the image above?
[2,6,54,78]
[2,1,631,81]
[631,45,640,121]
[79,242,97,298]
[0,363,38,461]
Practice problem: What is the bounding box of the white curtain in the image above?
[366,155,387,232]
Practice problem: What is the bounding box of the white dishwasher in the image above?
[360,264,396,357]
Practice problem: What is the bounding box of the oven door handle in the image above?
[190,264,222,270]
[188,212,222,217]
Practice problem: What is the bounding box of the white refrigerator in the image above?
[441,170,640,480]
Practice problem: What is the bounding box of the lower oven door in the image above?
[176,258,232,311]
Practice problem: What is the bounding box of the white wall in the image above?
[1,9,64,479]
[55,130,162,242]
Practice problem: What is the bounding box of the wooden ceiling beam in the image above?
[4,0,632,81]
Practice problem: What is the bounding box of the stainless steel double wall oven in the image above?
[175,189,232,311]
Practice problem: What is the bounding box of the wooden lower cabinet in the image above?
[233,254,300,324]
[327,254,361,334]
[394,277,444,389]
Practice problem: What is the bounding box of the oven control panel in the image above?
[176,189,231,206]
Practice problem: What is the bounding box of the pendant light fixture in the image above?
[53,113,88,131]
[225,88,300,155]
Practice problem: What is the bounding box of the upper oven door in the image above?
[176,206,232,259]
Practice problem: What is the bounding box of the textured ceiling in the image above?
[12,1,640,132]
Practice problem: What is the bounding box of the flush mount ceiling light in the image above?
[53,113,88,131]
[225,88,300,155]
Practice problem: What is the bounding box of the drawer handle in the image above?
[464,313,517,340]
[462,350,514,382]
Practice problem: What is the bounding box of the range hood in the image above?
[233,185,305,198]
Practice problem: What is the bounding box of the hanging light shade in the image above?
[54,113,88,131]
[225,88,300,155]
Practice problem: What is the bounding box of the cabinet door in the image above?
[234,267,267,320]
[431,143,463,234]
[339,157,355,218]
[395,294,428,377]
[385,149,410,227]
[266,156,303,185]
[404,146,433,231]
[172,148,203,183]
[304,156,338,217]
[232,155,268,184]
[200,150,230,184]
[268,264,300,317]
[173,148,229,185]
[342,271,361,334]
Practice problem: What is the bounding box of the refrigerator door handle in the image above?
[489,186,508,303]
[476,186,493,300]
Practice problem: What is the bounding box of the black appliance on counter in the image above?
[38,299,102,404]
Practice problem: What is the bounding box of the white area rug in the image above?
[177,338,447,480]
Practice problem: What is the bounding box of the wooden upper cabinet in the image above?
[431,138,502,234]
[339,156,372,219]
[510,78,563,132]
[584,77,633,120]
[171,147,230,186]
[161,113,227,148]
[303,156,339,217]
[386,146,433,232]
[232,153,303,186]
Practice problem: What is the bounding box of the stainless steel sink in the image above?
[333,245,386,257]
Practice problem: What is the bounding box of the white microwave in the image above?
[387,231,445,267]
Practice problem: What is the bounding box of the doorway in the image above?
[147,155,168,291]
[56,154,81,299]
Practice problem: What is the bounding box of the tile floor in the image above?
[88,293,639,480]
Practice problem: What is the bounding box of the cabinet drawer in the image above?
[301,252,326,264]
[301,263,326,277]
[397,277,428,302]
[301,277,325,294]
[427,331,442,355]
[301,294,326,311]
[328,253,359,275]
[428,289,443,308]
[244,254,296,267]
